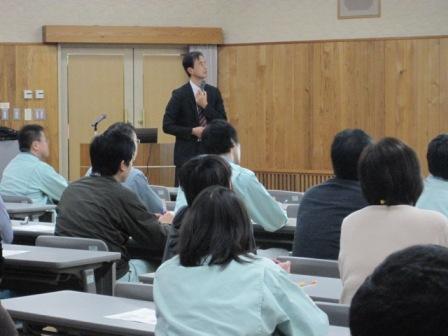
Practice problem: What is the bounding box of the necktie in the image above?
[198,106,207,127]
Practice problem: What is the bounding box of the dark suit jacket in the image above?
[163,82,227,167]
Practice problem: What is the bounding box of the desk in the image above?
[2,290,349,336]
[5,202,56,221]
[11,220,54,245]
[2,244,120,295]
[289,274,342,303]
[2,290,155,336]
[253,218,296,250]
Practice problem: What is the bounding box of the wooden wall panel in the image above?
[219,37,448,175]
[0,45,59,170]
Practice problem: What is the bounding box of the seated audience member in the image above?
[339,138,448,304]
[163,154,232,261]
[0,124,67,204]
[350,244,448,336]
[293,129,371,260]
[417,134,448,217]
[155,186,329,336]
[0,196,13,243]
[0,302,17,336]
[56,131,171,281]
[175,120,287,232]
[86,122,165,214]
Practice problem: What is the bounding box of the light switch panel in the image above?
[24,108,33,120]
[24,90,33,99]
[35,90,45,99]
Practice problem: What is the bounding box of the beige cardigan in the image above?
[338,205,448,304]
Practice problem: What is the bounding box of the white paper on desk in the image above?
[3,250,29,257]
[105,308,157,325]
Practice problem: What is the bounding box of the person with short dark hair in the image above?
[163,51,227,185]
[339,138,448,304]
[155,186,329,335]
[162,154,232,261]
[417,134,448,217]
[85,122,165,214]
[0,124,67,204]
[293,129,371,260]
[174,120,288,232]
[56,131,171,281]
[350,244,448,336]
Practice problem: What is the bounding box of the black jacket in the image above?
[163,82,227,167]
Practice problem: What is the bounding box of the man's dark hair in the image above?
[427,134,448,180]
[182,51,203,77]
[202,120,238,155]
[350,244,448,336]
[358,137,423,206]
[331,129,372,180]
[90,132,135,176]
[178,186,255,267]
[104,122,136,140]
[18,124,44,152]
[179,155,232,206]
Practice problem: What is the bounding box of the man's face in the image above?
[188,56,207,80]
[34,131,50,159]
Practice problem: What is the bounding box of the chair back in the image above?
[114,282,154,301]
[286,204,299,218]
[150,185,171,201]
[315,301,349,327]
[277,256,340,278]
[36,235,108,251]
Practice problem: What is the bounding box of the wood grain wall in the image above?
[219,37,448,174]
[0,44,59,170]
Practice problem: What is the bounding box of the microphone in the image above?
[91,114,107,128]
[199,80,206,91]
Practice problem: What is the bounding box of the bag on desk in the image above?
[0,127,18,141]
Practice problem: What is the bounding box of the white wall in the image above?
[1,0,447,43]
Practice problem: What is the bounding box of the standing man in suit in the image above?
[163,51,227,185]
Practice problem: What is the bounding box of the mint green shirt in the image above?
[417,175,448,218]
[174,161,287,232]
[154,255,329,336]
[0,153,67,204]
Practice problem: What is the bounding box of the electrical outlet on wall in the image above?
[13,108,21,120]
[35,90,45,99]
[23,90,33,100]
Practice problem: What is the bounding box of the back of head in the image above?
[90,131,135,176]
[358,137,422,206]
[202,120,238,155]
[427,133,448,180]
[182,51,203,77]
[104,122,136,139]
[178,155,232,205]
[350,244,448,336]
[18,124,44,152]
[178,185,255,267]
[331,129,372,180]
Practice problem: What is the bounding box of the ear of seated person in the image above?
[339,138,448,304]
[55,126,171,282]
[293,129,371,260]
[350,244,448,336]
[0,124,67,205]
[155,186,329,336]
[174,120,288,233]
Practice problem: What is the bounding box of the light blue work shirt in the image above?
[0,152,67,205]
[154,255,329,336]
[175,160,287,232]
[417,175,448,218]
[86,167,165,214]
[0,196,13,243]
